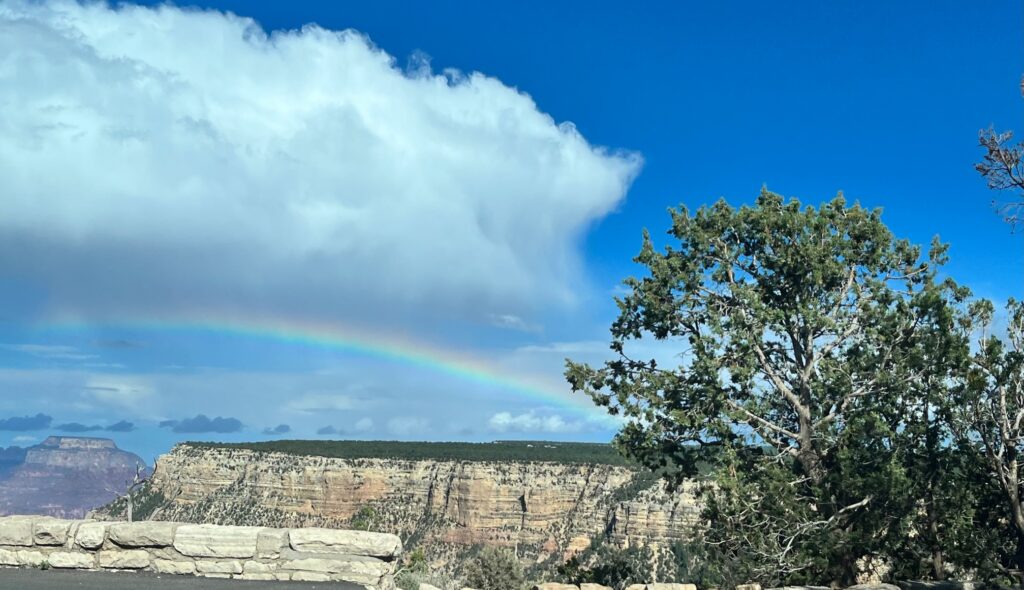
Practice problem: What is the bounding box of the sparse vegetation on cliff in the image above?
[104,481,166,522]
[185,440,634,466]
[464,547,526,590]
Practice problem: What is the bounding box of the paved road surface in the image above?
[0,568,365,589]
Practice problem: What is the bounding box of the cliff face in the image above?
[141,444,700,568]
[0,437,147,518]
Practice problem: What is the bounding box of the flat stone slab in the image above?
[0,516,38,546]
[33,518,71,546]
[153,558,197,575]
[289,528,401,558]
[281,556,389,586]
[174,524,263,558]
[49,551,97,569]
[256,529,288,559]
[195,560,243,575]
[75,522,109,550]
[99,549,152,569]
[108,522,178,548]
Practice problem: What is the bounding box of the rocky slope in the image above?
[0,437,146,518]
[129,443,701,569]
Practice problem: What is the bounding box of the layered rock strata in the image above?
[0,515,400,589]
[0,437,147,518]
[134,444,701,566]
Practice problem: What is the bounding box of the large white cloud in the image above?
[0,1,640,325]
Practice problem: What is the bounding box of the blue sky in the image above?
[0,0,1020,460]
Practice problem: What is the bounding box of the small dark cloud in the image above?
[106,420,135,432]
[92,339,144,349]
[317,426,341,435]
[262,424,291,436]
[159,414,242,434]
[57,422,102,433]
[0,413,53,431]
[4,344,97,361]
[58,420,135,433]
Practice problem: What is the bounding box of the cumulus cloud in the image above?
[487,314,542,333]
[0,1,640,326]
[262,424,291,436]
[487,411,583,434]
[159,414,243,434]
[0,413,53,431]
[387,417,429,436]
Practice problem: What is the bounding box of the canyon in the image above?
[126,443,702,570]
[0,437,147,519]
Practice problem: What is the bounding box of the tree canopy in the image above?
[567,190,975,585]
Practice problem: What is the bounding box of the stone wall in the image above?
[0,515,400,589]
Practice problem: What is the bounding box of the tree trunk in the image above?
[928,508,944,581]
[797,413,825,486]
[835,543,859,588]
[925,405,945,581]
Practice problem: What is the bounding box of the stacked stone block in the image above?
[0,515,400,589]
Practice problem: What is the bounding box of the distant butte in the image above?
[0,436,147,518]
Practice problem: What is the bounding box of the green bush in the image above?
[350,505,378,531]
[463,547,525,590]
[557,543,654,590]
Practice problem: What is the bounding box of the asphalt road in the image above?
[0,569,366,589]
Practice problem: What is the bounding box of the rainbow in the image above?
[44,312,598,414]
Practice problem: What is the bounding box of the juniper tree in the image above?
[566,189,956,584]
[977,128,1024,228]
[949,299,1024,576]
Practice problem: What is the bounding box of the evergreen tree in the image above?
[567,190,958,585]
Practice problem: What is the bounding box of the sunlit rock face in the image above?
[131,444,700,569]
[0,437,147,518]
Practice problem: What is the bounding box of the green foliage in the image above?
[557,543,655,590]
[463,547,525,590]
[405,547,429,573]
[664,541,734,589]
[567,190,973,585]
[396,548,453,590]
[976,128,1024,227]
[946,298,1024,574]
[186,440,631,466]
[105,481,166,521]
[350,505,378,531]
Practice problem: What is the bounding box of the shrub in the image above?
[463,547,525,590]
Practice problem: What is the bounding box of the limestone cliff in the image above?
[136,444,700,569]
